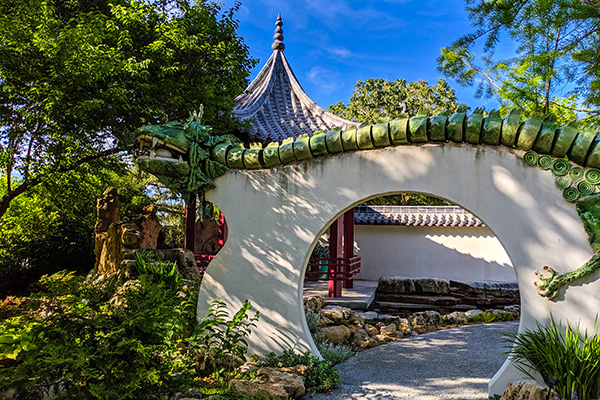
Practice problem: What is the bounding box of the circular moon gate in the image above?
[198,144,600,395]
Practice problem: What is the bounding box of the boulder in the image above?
[229,379,288,399]
[321,306,351,321]
[374,334,393,343]
[409,310,442,326]
[499,379,555,400]
[377,276,416,294]
[380,323,397,338]
[304,296,325,312]
[397,318,413,335]
[414,278,450,295]
[353,329,377,349]
[443,311,469,325]
[257,367,306,398]
[364,324,379,336]
[320,325,351,344]
[136,204,162,249]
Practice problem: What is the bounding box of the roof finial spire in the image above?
[272,14,285,51]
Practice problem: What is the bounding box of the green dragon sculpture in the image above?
[134,107,600,300]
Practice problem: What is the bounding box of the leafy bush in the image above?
[503,317,600,400]
[0,270,259,399]
[471,311,514,324]
[316,341,354,365]
[263,350,340,392]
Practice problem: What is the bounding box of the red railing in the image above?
[305,256,361,281]
[194,252,216,276]
[305,255,361,297]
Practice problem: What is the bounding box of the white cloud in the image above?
[306,67,344,93]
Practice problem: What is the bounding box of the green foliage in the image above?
[134,252,181,292]
[489,395,502,400]
[362,193,454,206]
[316,341,355,366]
[503,317,600,400]
[437,0,600,125]
[328,78,465,123]
[305,309,321,335]
[0,167,151,297]
[471,311,514,324]
[0,0,255,217]
[263,350,340,392]
[0,270,259,399]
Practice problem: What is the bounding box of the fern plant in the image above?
[134,252,181,291]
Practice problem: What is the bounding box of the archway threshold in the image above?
[303,279,377,310]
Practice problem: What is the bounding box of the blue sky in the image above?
[223,0,505,111]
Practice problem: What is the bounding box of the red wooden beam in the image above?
[328,215,344,297]
[343,208,355,288]
[184,196,196,252]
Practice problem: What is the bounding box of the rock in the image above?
[257,367,306,398]
[194,215,220,253]
[465,309,484,321]
[380,323,397,337]
[443,311,469,325]
[1,389,16,400]
[499,379,555,400]
[377,276,416,294]
[374,334,393,343]
[155,248,202,282]
[320,325,351,344]
[239,361,259,374]
[94,188,121,271]
[282,365,309,377]
[229,379,289,399]
[414,278,450,295]
[397,318,413,335]
[409,310,442,326]
[364,324,379,336]
[304,296,325,312]
[349,312,364,324]
[355,311,378,320]
[348,324,361,334]
[136,204,162,249]
[321,306,351,321]
[319,316,334,325]
[354,329,377,349]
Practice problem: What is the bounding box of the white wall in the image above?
[355,225,515,282]
[198,143,600,396]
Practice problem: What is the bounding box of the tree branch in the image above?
[0,146,128,219]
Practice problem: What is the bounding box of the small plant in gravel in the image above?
[316,341,354,365]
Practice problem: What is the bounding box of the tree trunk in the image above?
[0,179,40,218]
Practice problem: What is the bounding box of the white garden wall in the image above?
[355,225,515,282]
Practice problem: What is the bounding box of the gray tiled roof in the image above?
[354,206,486,228]
[233,16,357,143]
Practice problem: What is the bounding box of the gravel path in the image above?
[310,321,518,400]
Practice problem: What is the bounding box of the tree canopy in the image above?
[0,0,255,218]
[328,78,466,124]
[437,0,600,124]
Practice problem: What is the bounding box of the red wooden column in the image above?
[343,208,355,289]
[184,196,196,252]
[328,215,344,297]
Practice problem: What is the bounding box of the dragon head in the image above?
[134,111,239,201]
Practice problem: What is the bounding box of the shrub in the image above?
[263,350,340,392]
[305,309,321,335]
[0,270,259,399]
[134,251,181,292]
[503,317,600,400]
[316,341,354,365]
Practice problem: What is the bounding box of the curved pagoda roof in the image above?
[233,15,358,143]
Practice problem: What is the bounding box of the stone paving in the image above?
[310,321,518,400]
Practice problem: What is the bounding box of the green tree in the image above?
[437,0,600,125]
[0,165,151,296]
[0,0,255,218]
[328,78,466,124]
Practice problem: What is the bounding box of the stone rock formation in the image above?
[499,379,555,400]
[93,188,200,282]
[136,204,162,249]
[194,216,220,253]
